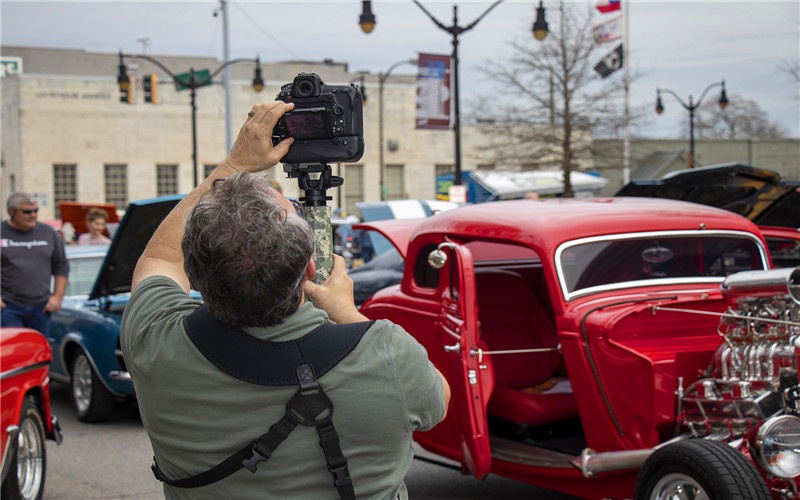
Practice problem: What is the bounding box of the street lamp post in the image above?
[116,52,265,187]
[656,80,728,169]
[360,1,548,187]
[379,59,416,201]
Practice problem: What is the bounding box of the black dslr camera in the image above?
[273,73,364,165]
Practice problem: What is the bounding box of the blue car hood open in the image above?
[89,195,182,300]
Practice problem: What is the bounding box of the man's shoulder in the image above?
[122,277,200,342]
[132,276,192,302]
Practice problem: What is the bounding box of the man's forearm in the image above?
[52,275,67,300]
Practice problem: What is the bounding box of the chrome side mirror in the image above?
[790,266,800,305]
[427,242,457,269]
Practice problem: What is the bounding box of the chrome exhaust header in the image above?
[721,266,800,305]
[569,447,654,478]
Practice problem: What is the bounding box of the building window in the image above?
[435,164,453,178]
[343,164,363,216]
[53,164,77,219]
[386,164,405,200]
[204,164,216,179]
[156,164,178,196]
[104,164,128,210]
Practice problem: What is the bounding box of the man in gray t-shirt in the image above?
[121,101,450,499]
[1,192,69,334]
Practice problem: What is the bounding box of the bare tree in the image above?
[690,94,786,139]
[778,59,800,101]
[779,60,800,84]
[470,1,641,197]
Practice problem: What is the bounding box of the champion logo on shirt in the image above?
[1,239,49,249]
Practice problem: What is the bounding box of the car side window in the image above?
[414,244,440,289]
[66,256,105,296]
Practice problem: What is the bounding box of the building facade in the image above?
[2,46,495,220]
[2,46,797,220]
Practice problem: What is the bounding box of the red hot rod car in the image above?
[1,327,62,500]
[357,197,800,499]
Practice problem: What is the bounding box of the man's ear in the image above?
[305,259,316,281]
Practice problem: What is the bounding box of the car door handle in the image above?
[443,343,460,355]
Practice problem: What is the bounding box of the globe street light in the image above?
[117,52,264,187]
[359,1,548,187]
[379,59,417,201]
[655,80,728,169]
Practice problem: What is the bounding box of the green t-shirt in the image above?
[121,276,445,500]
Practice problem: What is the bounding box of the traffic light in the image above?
[117,54,133,105]
[119,75,133,104]
[143,73,158,104]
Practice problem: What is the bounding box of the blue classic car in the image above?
[48,195,181,422]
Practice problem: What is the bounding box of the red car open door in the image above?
[436,240,492,479]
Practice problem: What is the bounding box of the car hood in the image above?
[89,195,182,300]
[356,199,458,222]
[616,163,800,228]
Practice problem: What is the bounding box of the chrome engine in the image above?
[681,267,800,437]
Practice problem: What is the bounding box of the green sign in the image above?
[174,69,212,91]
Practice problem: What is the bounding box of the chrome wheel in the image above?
[69,351,115,422]
[71,353,93,414]
[16,399,46,500]
[650,473,708,500]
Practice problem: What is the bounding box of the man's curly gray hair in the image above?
[182,172,314,327]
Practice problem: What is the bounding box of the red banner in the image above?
[416,53,451,130]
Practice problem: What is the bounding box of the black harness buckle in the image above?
[329,465,352,487]
[242,442,272,473]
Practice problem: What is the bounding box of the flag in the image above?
[596,0,621,14]
[592,15,622,44]
[594,43,623,78]
[416,53,451,130]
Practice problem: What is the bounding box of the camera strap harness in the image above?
[151,304,373,500]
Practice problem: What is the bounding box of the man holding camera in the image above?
[121,100,450,499]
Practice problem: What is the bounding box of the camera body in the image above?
[273,73,364,165]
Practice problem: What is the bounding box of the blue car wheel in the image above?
[70,352,115,423]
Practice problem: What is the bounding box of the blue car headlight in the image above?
[755,415,800,478]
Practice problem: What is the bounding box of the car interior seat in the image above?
[475,269,578,428]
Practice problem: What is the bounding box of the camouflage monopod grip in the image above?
[305,205,333,284]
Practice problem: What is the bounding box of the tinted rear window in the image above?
[559,233,767,298]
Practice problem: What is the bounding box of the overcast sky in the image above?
[2,0,799,141]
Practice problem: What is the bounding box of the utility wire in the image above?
[230,1,302,60]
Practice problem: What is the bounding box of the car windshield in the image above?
[66,254,105,296]
[557,231,768,300]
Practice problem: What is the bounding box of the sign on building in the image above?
[1,56,23,78]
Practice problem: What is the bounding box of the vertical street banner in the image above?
[594,43,624,78]
[416,53,451,130]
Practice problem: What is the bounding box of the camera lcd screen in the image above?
[283,108,330,140]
